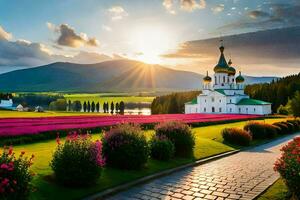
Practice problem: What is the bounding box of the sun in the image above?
[130,26,174,64]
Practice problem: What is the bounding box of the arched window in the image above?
[230,108,232,112]
[223,76,225,83]
[212,107,215,112]
[238,108,241,113]
[212,97,215,102]
[230,99,232,103]
[219,108,222,112]
[204,108,206,112]
[215,76,217,84]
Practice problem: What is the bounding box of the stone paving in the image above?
[106,134,299,200]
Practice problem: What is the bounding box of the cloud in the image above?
[0,25,119,70]
[102,25,112,32]
[161,26,300,74]
[48,23,99,48]
[248,10,270,19]
[162,0,206,13]
[180,0,206,11]
[0,39,55,67]
[163,0,176,14]
[211,4,224,14]
[0,38,118,69]
[219,3,300,31]
[108,6,128,20]
[0,26,12,41]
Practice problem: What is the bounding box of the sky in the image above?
[0,0,300,76]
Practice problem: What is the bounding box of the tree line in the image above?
[245,73,300,114]
[0,93,13,100]
[49,99,125,114]
[151,91,201,114]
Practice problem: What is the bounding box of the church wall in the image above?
[198,95,226,113]
[236,105,271,115]
[185,104,198,114]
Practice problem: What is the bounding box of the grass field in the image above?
[257,178,289,200]
[3,117,288,200]
[0,110,107,118]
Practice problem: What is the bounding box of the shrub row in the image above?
[222,128,252,146]
[244,122,277,139]
[222,120,300,146]
[49,121,194,189]
[103,121,194,170]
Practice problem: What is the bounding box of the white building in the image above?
[185,45,272,115]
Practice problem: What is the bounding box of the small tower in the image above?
[227,59,236,88]
[213,44,230,89]
[203,71,212,91]
[236,71,245,89]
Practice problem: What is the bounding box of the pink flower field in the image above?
[0,114,261,137]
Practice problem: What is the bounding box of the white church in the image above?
[185,44,272,115]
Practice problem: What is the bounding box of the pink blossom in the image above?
[0,114,260,137]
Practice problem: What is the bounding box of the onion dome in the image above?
[214,46,230,73]
[203,71,212,83]
[227,59,236,76]
[236,71,245,83]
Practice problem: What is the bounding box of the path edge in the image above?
[83,150,240,200]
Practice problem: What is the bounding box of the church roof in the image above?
[215,89,226,95]
[236,98,271,105]
[185,98,197,105]
[236,71,245,83]
[203,71,212,82]
[214,46,230,73]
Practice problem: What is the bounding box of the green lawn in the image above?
[3,117,289,200]
[257,178,290,200]
[0,110,108,118]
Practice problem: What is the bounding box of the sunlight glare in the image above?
[130,26,174,64]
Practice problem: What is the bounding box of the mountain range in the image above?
[0,59,277,92]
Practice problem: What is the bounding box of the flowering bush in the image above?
[244,122,277,139]
[274,137,300,198]
[150,136,175,161]
[222,128,252,146]
[155,121,195,158]
[50,133,105,186]
[0,146,34,199]
[102,124,149,169]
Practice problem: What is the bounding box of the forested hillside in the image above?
[151,91,200,114]
[245,73,300,112]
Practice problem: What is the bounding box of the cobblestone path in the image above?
[106,134,299,200]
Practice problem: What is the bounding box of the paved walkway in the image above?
[106,134,299,200]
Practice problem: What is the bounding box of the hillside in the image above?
[244,76,278,85]
[245,73,300,112]
[0,60,204,92]
[0,59,278,92]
